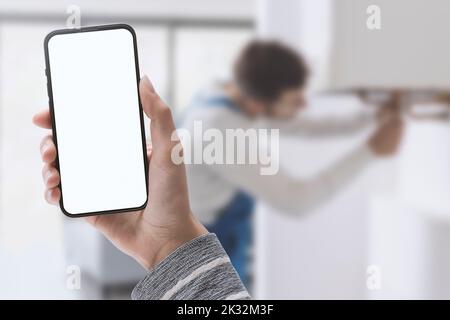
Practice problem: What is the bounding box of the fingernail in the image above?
[142,75,151,86]
[44,170,52,185]
[45,189,53,202]
[142,75,155,92]
[41,144,49,156]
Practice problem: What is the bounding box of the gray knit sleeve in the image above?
[131,233,250,300]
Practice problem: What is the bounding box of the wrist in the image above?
[136,214,208,270]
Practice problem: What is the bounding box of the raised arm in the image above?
[206,118,402,216]
[267,111,374,138]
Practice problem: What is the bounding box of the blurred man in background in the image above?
[178,40,403,288]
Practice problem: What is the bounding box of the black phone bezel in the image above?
[44,23,149,218]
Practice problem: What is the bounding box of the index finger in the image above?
[32,109,52,129]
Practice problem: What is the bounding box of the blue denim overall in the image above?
[179,93,255,288]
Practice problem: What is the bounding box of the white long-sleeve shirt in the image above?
[180,88,375,224]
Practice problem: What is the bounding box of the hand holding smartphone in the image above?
[44,24,148,217]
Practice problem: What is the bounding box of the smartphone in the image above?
[44,24,148,217]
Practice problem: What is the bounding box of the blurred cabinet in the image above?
[330,0,450,90]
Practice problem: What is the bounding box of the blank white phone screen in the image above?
[47,28,147,215]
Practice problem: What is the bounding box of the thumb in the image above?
[139,75,179,162]
[139,76,176,136]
